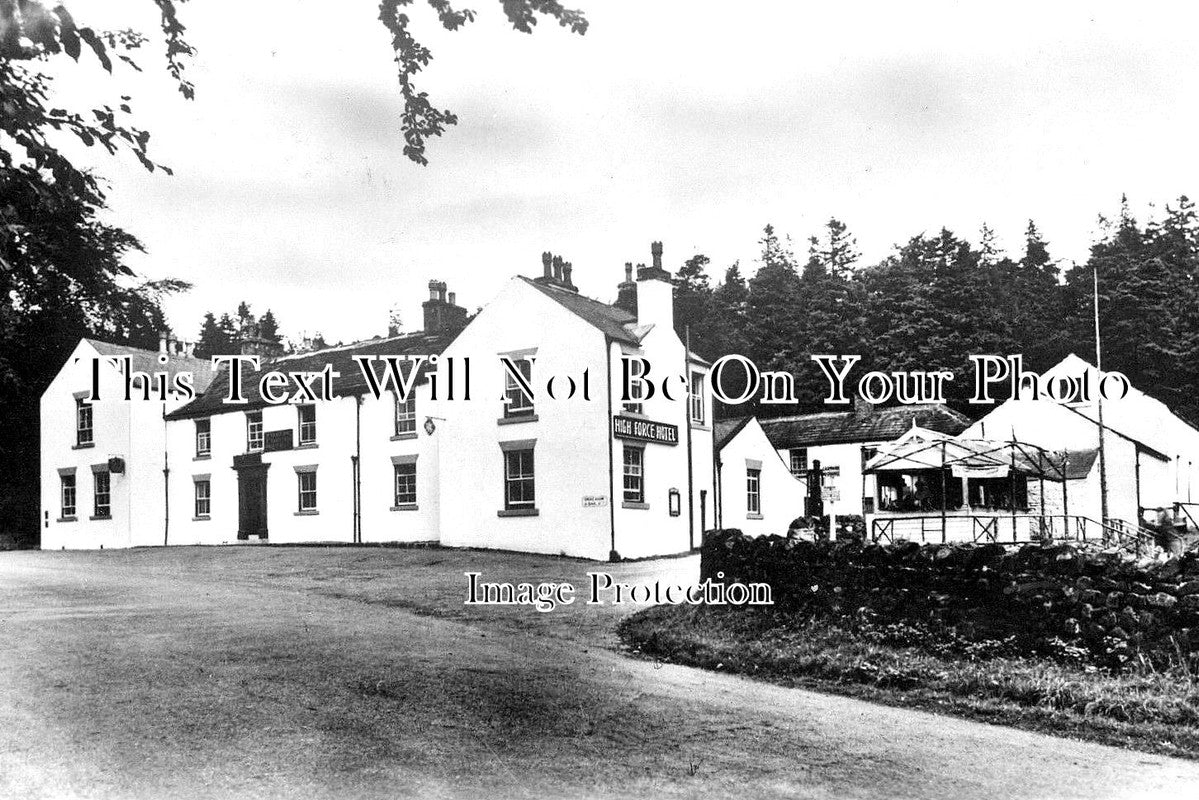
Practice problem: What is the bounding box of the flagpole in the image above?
[1093,265,1109,526]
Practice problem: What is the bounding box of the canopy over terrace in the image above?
[863,436,1076,482]
[861,433,1099,542]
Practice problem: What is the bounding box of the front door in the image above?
[237,464,269,540]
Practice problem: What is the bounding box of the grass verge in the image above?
[618,605,1199,759]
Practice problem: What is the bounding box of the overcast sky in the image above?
[60,0,1199,345]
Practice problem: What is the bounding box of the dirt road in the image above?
[1,547,1195,799]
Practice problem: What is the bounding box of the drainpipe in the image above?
[684,326,695,550]
[162,403,170,546]
[606,340,618,561]
[353,395,362,543]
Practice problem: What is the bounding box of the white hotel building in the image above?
[40,245,718,561]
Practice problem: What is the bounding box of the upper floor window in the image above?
[503,358,535,418]
[689,372,705,424]
[60,473,77,519]
[298,405,317,446]
[76,398,93,446]
[622,446,644,504]
[93,470,111,518]
[395,393,417,435]
[195,419,211,457]
[747,468,761,515]
[246,411,263,453]
[861,446,879,468]
[623,375,644,415]
[789,448,808,477]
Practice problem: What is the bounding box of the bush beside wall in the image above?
[701,529,1199,667]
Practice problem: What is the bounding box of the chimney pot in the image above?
[624,262,633,282]
[158,332,169,354]
[562,262,573,286]
[542,251,553,278]
[448,291,456,306]
[651,241,663,270]
[551,255,563,281]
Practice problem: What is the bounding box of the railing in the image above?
[870,514,1157,554]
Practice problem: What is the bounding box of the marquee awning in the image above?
[863,436,1083,482]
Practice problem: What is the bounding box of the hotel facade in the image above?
[40,246,717,561]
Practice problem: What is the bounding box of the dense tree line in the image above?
[675,197,1199,425]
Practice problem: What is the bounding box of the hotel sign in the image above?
[612,416,679,446]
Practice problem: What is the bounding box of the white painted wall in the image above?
[719,418,806,536]
[41,341,190,550]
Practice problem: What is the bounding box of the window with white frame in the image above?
[76,397,93,446]
[195,419,211,457]
[297,470,318,512]
[503,448,535,509]
[246,411,263,452]
[93,470,111,518]
[503,358,535,417]
[394,463,416,506]
[789,448,808,477]
[395,393,416,435]
[622,446,645,504]
[690,372,705,424]
[747,468,761,515]
[298,405,317,445]
[60,473,76,518]
[194,480,211,518]
[623,359,644,414]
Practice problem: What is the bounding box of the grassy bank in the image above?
[619,605,1199,759]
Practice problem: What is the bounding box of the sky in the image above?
[55,0,1199,345]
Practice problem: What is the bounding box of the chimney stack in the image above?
[422,279,468,334]
[533,250,578,292]
[634,240,674,331]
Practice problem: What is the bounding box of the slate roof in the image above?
[758,404,972,448]
[519,277,640,345]
[86,338,217,393]
[166,330,459,420]
[714,417,753,451]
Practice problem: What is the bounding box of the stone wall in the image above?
[702,529,1199,664]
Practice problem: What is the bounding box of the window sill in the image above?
[690,422,711,432]
[193,516,211,522]
[296,442,318,450]
[391,503,419,512]
[194,454,211,461]
[497,414,538,426]
[620,409,647,419]
[72,442,95,450]
[747,513,764,521]
[622,501,650,510]
[390,432,419,441]
[90,514,112,521]
[497,508,539,517]
[294,509,320,516]
[57,517,77,523]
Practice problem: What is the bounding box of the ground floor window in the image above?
[623,446,644,504]
[394,463,416,506]
[194,480,211,518]
[297,470,318,511]
[60,473,76,518]
[504,449,535,509]
[93,470,111,518]
[747,468,761,514]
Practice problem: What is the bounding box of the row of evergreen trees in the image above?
[673,197,1199,425]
